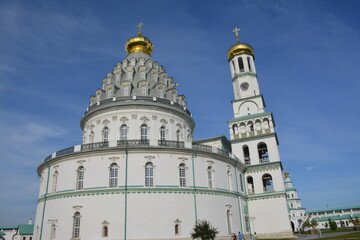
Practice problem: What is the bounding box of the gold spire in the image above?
[284,172,289,178]
[233,27,240,42]
[137,22,144,35]
[125,22,154,55]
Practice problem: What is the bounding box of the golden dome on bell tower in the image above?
[125,22,154,55]
[227,27,254,61]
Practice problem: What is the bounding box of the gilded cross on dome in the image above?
[233,27,240,42]
[137,22,144,35]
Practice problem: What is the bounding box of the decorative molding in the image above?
[140,116,150,123]
[152,115,157,120]
[120,116,129,123]
[112,116,117,121]
[102,119,110,125]
[77,160,86,165]
[131,114,137,119]
[96,120,101,125]
[109,157,119,162]
[73,205,83,211]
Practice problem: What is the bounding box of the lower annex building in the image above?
[33,27,295,240]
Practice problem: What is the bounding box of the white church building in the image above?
[33,27,295,240]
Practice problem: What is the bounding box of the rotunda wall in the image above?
[82,108,193,145]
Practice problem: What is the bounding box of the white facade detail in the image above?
[33,31,297,240]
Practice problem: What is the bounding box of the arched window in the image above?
[247,57,252,72]
[141,124,148,141]
[109,163,118,188]
[102,226,108,237]
[102,127,109,142]
[243,145,250,165]
[258,143,269,163]
[120,125,127,141]
[76,166,85,190]
[207,166,214,189]
[145,162,154,187]
[263,118,270,133]
[52,171,58,193]
[72,212,81,238]
[232,124,238,135]
[262,173,274,192]
[226,209,232,234]
[238,57,244,72]
[247,176,254,194]
[179,163,186,187]
[248,121,254,133]
[160,126,166,141]
[226,169,232,191]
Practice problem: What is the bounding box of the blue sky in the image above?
[1,0,360,225]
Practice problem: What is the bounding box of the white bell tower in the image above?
[227,28,292,237]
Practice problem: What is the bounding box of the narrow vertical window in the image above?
[160,126,166,141]
[102,226,108,237]
[109,163,118,188]
[179,163,186,187]
[175,224,179,235]
[102,127,109,142]
[226,209,232,234]
[76,166,85,190]
[247,57,252,72]
[72,212,81,238]
[176,129,181,142]
[243,145,250,165]
[145,162,153,187]
[52,171,58,193]
[120,125,127,141]
[207,166,214,189]
[141,124,148,141]
[238,57,244,72]
[226,169,232,191]
[239,174,244,192]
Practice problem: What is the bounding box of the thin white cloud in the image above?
[305,166,319,171]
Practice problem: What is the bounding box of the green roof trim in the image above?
[307,206,360,213]
[0,231,6,235]
[313,213,360,222]
[228,111,271,123]
[230,132,279,145]
[18,224,34,235]
[286,188,297,191]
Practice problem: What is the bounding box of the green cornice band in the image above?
[37,187,242,203]
[230,132,279,146]
[228,112,273,123]
[232,72,258,81]
[245,161,283,173]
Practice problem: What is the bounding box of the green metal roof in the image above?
[18,224,34,235]
[313,213,360,222]
[307,206,360,213]
[0,231,5,235]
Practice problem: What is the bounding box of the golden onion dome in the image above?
[125,34,154,55]
[227,42,254,61]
